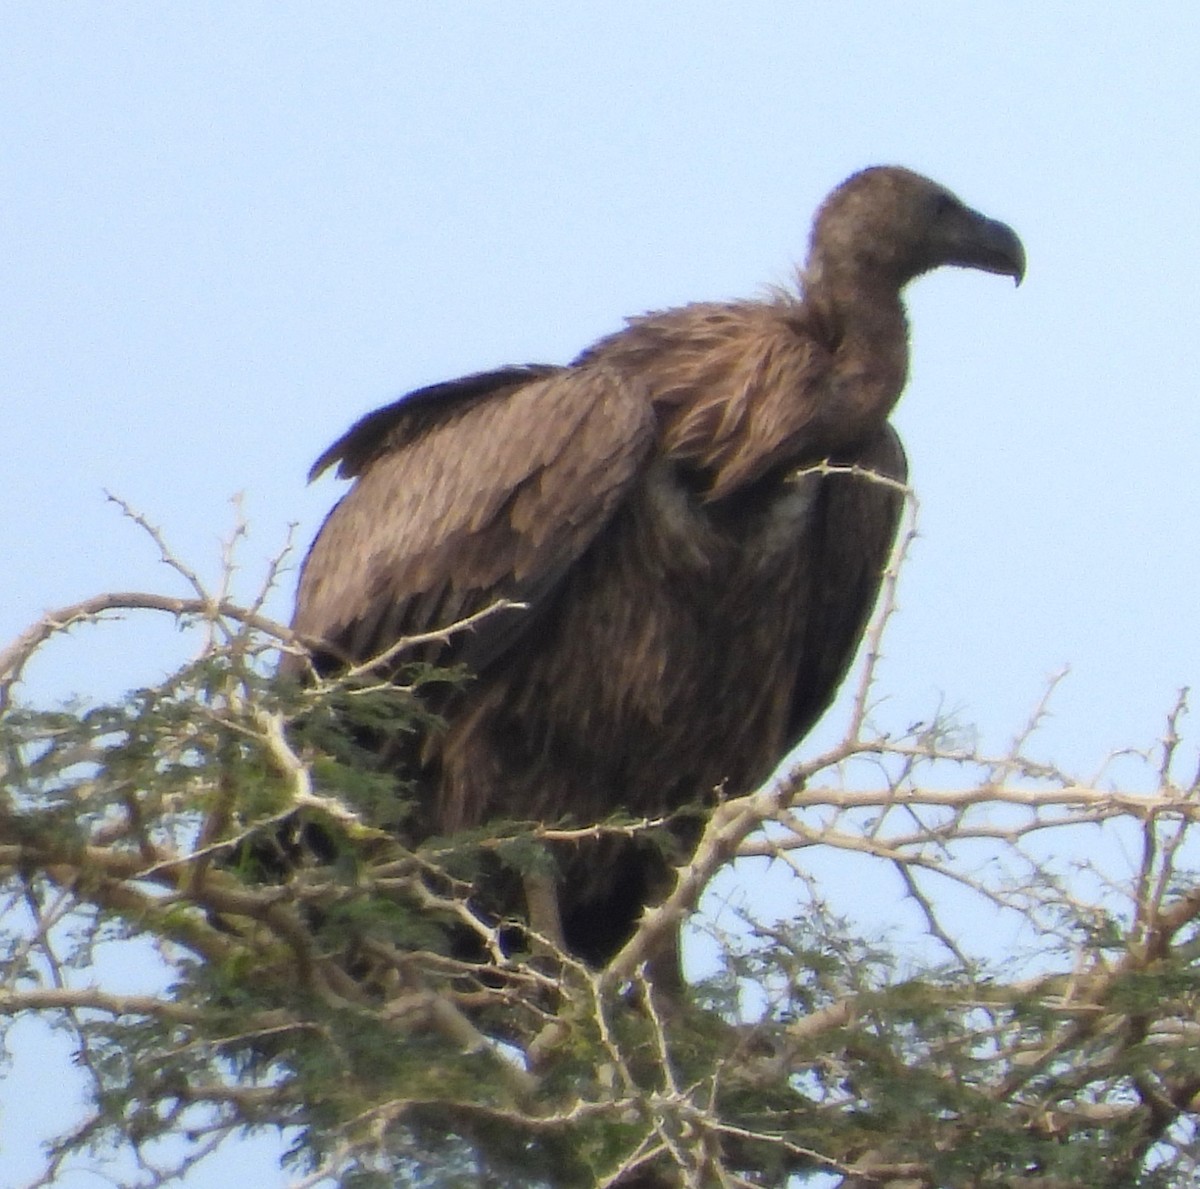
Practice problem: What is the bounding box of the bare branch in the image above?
[0,591,294,708]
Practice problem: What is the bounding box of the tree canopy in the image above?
[3,500,1200,1188]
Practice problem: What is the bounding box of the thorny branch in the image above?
[4,496,1200,1186]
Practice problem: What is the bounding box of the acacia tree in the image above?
[2,500,1200,1188]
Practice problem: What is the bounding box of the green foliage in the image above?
[5,589,1200,1186]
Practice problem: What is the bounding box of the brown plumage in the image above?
[287,166,1024,968]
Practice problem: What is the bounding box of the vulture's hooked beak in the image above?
[945,209,1026,287]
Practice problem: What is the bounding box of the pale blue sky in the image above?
[3,5,1199,1185]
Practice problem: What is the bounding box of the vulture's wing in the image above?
[308,365,563,482]
[291,364,656,674]
[787,426,909,741]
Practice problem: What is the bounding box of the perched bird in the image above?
[285,166,1024,972]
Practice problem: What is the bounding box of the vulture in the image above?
[285,166,1024,972]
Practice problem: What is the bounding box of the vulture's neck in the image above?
[804,264,911,437]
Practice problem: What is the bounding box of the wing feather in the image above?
[291,365,656,673]
[309,364,562,482]
[786,426,909,740]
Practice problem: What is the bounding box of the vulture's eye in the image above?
[932,192,959,218]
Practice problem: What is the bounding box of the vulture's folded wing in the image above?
[786,425,909,742]
[289,364,657,674]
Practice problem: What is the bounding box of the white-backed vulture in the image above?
[285,166,1025,969]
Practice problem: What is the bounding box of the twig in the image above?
[0,592,294,709]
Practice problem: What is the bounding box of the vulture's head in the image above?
[807,166,1025,290]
